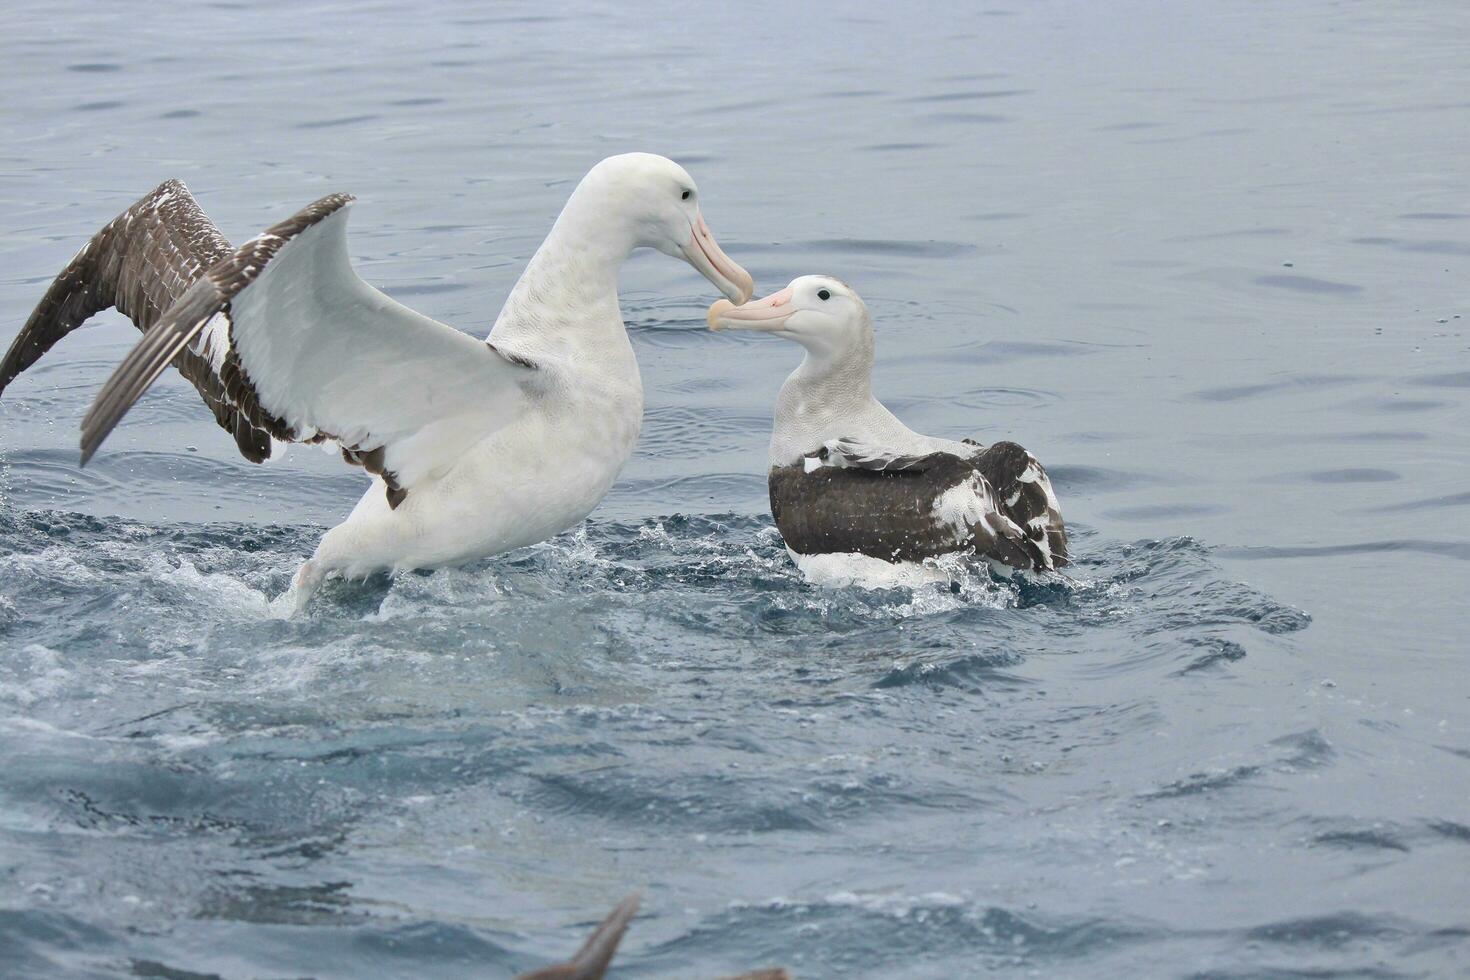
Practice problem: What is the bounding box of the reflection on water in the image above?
[1,0,1468,976]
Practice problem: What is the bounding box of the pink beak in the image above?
[681,212,754,304]
[708,286,796,332]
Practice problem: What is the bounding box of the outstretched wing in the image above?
[81,194,538,508]
[0,180,291,462]
[973,440,1069,569]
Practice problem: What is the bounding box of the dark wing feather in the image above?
[78,193,356,467]
[973,440,1069,569]
[1,180,284,462]
[770,452,984,562]
[772,439,1068,572]
[78,192,535,511]
[516,893,640,980]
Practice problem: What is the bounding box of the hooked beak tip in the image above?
[707,285,796,333]
[728,268,755,305]
[707,299,735,331]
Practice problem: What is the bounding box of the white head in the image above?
[564,153,754,304]
[710,275,874,375]
[714,276,901,466]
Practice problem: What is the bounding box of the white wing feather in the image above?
[813,437,938,473]
[81,197,537,496]
[225,206,533,489]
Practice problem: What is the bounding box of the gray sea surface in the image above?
[1,1,1467,977]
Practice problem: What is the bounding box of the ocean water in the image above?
[1,1,1467,977]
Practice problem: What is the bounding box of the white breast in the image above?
[309,338,644,577]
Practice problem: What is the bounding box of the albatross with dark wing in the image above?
[0,154,753,610]
[710,276,1067,577]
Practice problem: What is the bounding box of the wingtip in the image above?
[515,892,642,980]
[564,899,640,980]
[569,891,641,976]
[79,400,117,466]
[79,403,107,466]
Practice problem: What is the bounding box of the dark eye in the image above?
[681,189,691,200]
[817,288,831,301]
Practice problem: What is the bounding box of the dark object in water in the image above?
[515,893,791,980]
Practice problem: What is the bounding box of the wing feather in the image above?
[973,440,1069,569]
[773,437,1069,571]
[516,893,640,980]
[81,193,538,506]
[810,437,953,473]
[1,180,287,462]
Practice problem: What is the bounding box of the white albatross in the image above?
[0,153,754,610]
[710,276,1068,577]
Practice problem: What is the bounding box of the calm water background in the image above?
[1,1,1467,977]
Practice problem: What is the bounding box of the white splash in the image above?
[791,549,956,589]
[0,644,70,708]
[156,558,274,619]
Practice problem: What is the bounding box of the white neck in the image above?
[487,181,641,365]
[769,349,879,466]
[767,339,968,467]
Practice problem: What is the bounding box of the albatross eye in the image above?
[817,288,832,301]
[680,189,691,200]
